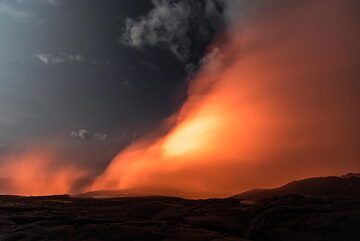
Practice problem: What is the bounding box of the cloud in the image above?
[71,129,107,141]
[15,0,62,6]
[0,0,62,20]
[120,0,224,64]
[185,46,224,76]
[9,53,107,66]
[0,2,29,20]
[94,133,108,141]
[35,53,87,64]
[71,129,91,141]
[39,0,62,6]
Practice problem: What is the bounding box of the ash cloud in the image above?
[120,0,225,66]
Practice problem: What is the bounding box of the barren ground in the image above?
[0,195,360,241]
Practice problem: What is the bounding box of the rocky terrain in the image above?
[1,174,360,241]
[0,194,359,241]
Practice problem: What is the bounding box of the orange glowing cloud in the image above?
[0,149,88,196]
[91,0,360,198]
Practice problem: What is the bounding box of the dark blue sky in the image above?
[0,0,224,170]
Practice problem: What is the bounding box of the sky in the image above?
[0,0,224,171]
[0,0,359,197]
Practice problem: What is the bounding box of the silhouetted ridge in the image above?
[233,173,360,200]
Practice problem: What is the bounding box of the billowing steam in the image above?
[91,0,360,198]
[0,149,87,196]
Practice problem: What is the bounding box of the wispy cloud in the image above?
[9,53,106,66]
[34,53,87,64]
[15,0,62,6]
[0,2,29,20]
[40,0,62,6]
[71,129,107,141]
[0,0,62,21]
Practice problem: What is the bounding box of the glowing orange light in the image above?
[163,115,221,157]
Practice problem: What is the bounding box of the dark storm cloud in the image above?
[121,0,225,64]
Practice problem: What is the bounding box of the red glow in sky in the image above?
[91,0,360,198]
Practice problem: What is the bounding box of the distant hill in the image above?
[75,189,156,198]
[75,187,195,199]
[78,173,360,200]
[233,173,360,200]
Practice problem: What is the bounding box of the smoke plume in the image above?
[91,0,360,198]
[0,148,88,196]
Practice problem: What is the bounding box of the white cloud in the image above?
[35,53,87,64]
[71,129,107,141]
[94,133,108,141]
[70,130,79,138]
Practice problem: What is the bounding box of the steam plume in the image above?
[0,149,87,196]
[91,0,360,198]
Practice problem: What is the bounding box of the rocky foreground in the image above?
[0,194,359,241]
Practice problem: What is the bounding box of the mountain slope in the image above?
[233,174,360,200]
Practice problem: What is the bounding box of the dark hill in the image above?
[233,174,360,200]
